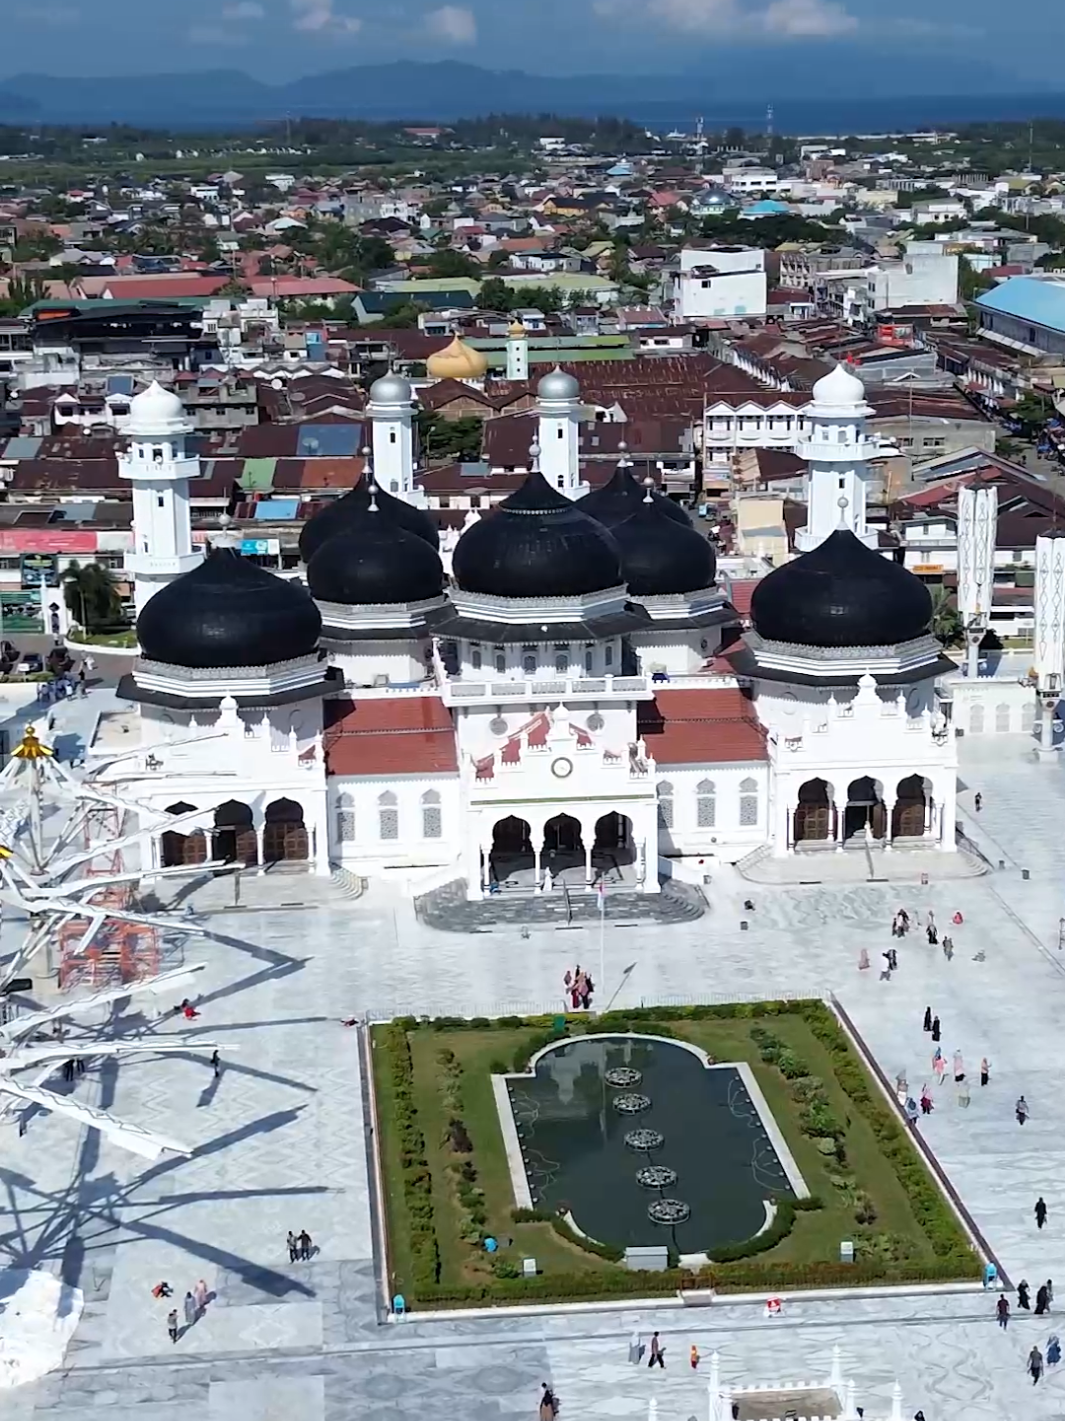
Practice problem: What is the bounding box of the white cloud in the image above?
[594,0,859,36]
[424,4,477,42]
[762,0,856,35]
[222,1,266,17]
[290,0,363,32]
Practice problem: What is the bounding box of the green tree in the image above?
[958,255,994,302]
[426,248,480,279]
[0,276,46,317]
[62,561,124,632]
[417,411,484,462]
[377,301,430,328]
[478,276,512,312]
[928,585,963,647]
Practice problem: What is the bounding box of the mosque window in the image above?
[657,780,674,829]
[584,650,593,674]
[336,793,355,842]
[422,790,442,839]
[739,777,759,827]
[604,644,614,667]
[555,653,569,673]
[995,702,1011,733]
[696,779,716,828]
[378,791,399,841]
[470,644,482,670]
[522,653,537,674]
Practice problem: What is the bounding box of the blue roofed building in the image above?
[974,275,1065,356]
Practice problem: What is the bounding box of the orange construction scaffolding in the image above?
[57,806,161,990]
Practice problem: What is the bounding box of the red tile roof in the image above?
[723,578,762,619]
[637,688,766,766]
[323,696,457,776]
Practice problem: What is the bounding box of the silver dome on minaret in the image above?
[536,366,580,401]
[368,370,413,404]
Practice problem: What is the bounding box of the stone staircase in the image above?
[330,863,366,900]
[414,876,706,931]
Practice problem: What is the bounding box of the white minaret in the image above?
[795,363,877,552]
[536,366,586,499]
[366,370,422,504]
[118,381,203,616]
[956,482,997,679]
[506,319,529,382]
[1034,532,1065,753]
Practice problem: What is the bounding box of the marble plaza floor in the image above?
[6,733,1065,1417]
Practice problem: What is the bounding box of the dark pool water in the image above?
[506,1034,795,1254]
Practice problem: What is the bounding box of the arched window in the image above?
[336,792,355,843]
[739,776,759,827]
[422,789,442,839]
[657,780,674,830]
[494,652,506,674]
[970,702,985,733]
[696,778,716,828]
[378,790,399,841]
[1022,700,1036,732]
[470,645,482,671]
[995,702,1011,733]
[584,649,593,674]
[555,651,569,674]
[522,652,537,674]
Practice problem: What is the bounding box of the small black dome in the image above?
[138,549,321,669]
[612,498,716,596]
[453,470,623,598]
[298,476,438,563]
[751,530,932,648]
[307,505,443,606]
[580,464,692,530]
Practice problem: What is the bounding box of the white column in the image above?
[506,323,529,381]
[938,777,957,852]
[958,483,998,655]
[537,371,584,499]
[794,365,876,552]
[367,377,417,501]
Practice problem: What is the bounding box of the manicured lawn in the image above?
[370,1002,978,1307]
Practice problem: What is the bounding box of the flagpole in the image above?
[598,880,606,1007]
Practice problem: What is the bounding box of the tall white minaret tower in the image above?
[506,319,529,382]
[118,381,203,616]
[536,366,586,500]
[795,363,877,553]
[366,370,424,504]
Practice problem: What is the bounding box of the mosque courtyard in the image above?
[3,731,1065,1419]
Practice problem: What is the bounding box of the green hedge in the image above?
[512,1206,625,1262]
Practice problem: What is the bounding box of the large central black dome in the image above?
[307,504,443,607]
[452,470,623,599]
[138,549,322,669]
[750,529,932,649]
[580,463,692,530]
[612,498,716,596]
[298,474,438,563]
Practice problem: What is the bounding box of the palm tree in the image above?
[61,561,123,633]
[928,584,963,647]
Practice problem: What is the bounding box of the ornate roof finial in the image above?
[529,438,541,472]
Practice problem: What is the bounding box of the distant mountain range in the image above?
[0,58,1060,130]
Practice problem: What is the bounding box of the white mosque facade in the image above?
[97,365,960,901]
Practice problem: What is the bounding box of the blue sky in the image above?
[2,0,1060,81]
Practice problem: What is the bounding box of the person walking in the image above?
[931,1016,941,1043]
[539,1383,557,1421]
[1048,1334,1061,1367]
[953,1050,965,1082]
[1019,1280,1032,1310]
[923,1006,932,1032]
[980,1057,990,1087]
[1017,1095,1030,1125]
[1029,1344,1044,1385]
[927,923,938,946]
[194,1279,208,1314]
[627,1332,642,1364]
[167,1308,179,1344]
[648,1331,665,1368]
[975,792,982,812]
[287,1230,298,1263]
[183,1291,197,1330]
[933,1048,946,1086]
[997,1295,1010,1329]
[690,1344,700,1370]
[210,1049,220,1079]
[1036,1197,1048,1230]
[1037,1284,1050,1315]
[1048,1279,1055,1306]
[298,1229,312,1261]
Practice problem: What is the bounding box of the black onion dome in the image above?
[612,499,716,596]
[298,476,438,563]
[138,549,321,669]
[751,529,932,649]
[580,464,692,530]
[452,470,623,598]
[307,505,443,606]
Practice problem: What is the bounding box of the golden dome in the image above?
[427,334,488,381]
[508,319,527,337]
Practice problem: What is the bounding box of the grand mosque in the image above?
[99,359,959,901]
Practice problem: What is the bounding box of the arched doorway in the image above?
[892,775,929,839]
[263,798,309,862]
[212,801,257,866]
[542,813,585,877]
[490,816,533,885]
[160,802,208,868]
[593,812,634,878]
[794,779,834,844]
[843,776,886,841]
